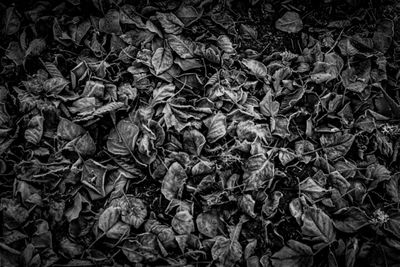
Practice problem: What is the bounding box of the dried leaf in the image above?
[111,195,147,229]
[301,207,336,246]
[98,206,120,232]
[204,113,227,143]
[81,159,107,197]
[271,240,314,267]
[242,59,268,78]
[99,9,122,34]
[156,12,184,34]
[183,129,206,156]
[196,211,220,238]
[333,207,370,233]
[275,11,303,33]
[25,115,44,144]
[3,7,20,35]
[151,46,173,75]
[320,133,355,160]
[161,162,187,201]
[211,236,242,266]
[107,120,140,156]
[172,210,194,235]
[167,34,194,59]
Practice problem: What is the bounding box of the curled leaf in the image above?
[161,162,187,201]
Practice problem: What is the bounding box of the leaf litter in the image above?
[1,0,400,266]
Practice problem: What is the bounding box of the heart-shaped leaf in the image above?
[275,11,303,33]
[183,129,206,156]
[151,46,173,75]
[204,113,227,143]
[171,210,194,235]
[107,120,140,156]
[196,211,221,238]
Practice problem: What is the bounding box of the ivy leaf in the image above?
[211,236,243,266]
[333,207,371,233]
[275,11,303,33]
[271,240,314,267]
[320,132,355,160]
[152,46,173,75]
[183,129,206,156]
[24,115,44,144]
[301,206,336,247]
[156,12,184,34]
[161,162,187,201]
[167,34,194,59]
[110,195,147,229]
[107,120,140,156]
[242,59,268,78]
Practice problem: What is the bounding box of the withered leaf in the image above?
[171,210,194,235]
[98,206,120,232]
[151,46,173,75]
[275,11,303,33]
[25,115,44,144]
[271,240,314,267]
[110,195,147,229]
[167,34,194,59]
[81,159,108,197]
[161,162,187,201]
[320,132,355,160]
[107,120,140,156]
[242,59,268,78]
[2,7,20,35]
[156,12,184,34]
[183,129,206,156]
[211,236,242,266]
[196,211,221,238]
[204,113,227,144]
[99,9,122,34]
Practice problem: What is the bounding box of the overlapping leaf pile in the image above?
[1,0,400,266]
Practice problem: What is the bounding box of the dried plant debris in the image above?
[1,0,400,266]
